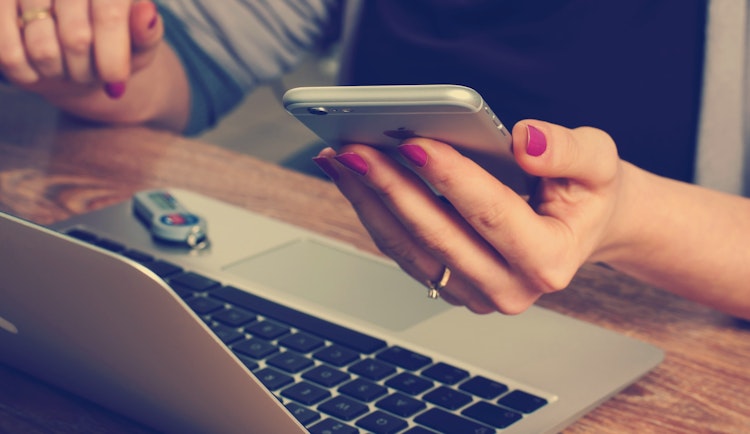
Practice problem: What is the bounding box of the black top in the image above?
[345,0,708,182]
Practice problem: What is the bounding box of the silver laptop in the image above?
[0,188,663,433]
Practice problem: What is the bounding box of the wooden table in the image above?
[1,90,748,433]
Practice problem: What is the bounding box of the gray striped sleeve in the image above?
[156,0,342,93]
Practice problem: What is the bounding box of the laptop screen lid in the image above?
[0,211,306,433]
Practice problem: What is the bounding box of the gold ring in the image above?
[426,266,451,299]
[18,8,55,28]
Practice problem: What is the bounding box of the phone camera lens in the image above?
[308,107,328,115]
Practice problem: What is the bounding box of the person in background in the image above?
[0,0,745,313]
[2,1,710,185]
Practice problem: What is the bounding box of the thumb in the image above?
[512,120,620,187]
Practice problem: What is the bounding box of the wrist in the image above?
[588,161,656,267]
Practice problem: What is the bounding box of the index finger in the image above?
[399,137,545,265]
[91,0,131,83]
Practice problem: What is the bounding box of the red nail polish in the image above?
[398,143,428,167]
[104,82,126,99]
[334,152,369,175]
[526,125,547,157]
[312,156,339,181]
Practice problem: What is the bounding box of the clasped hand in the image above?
[0,0,162,98]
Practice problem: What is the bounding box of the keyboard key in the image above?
[65,228,98,243]
[286,402,321,426]
[497,390,547,413]
[170,286,193,300]
[121,249,154,263]
[423,386,472,410]
[232,337,279,359]
[402,427,435,434]
[246,320,290,340]
[318,395,368,421]
[95,238,125,253]
[458,376,508,399]
[309,418,358,434]
[186,296,223,315]
[462,401,522,429]
[414,408,494,434]
[281,381,331,405]
[235,354,259,372]
[209,323,244,344]
[356,410,408,434]
[385,372,433,395]
[266,351,314,373]
[421,362,469,385]
[145,259,182,277]
[376,393,426,417]
[279,332,325,353]
[314,345,360,367]
[377,346,432,371]
[212,307,257,327]
[254,367,294,390]
[339,378,388,402]
[169,272,220,292]
[303,365,350,387]
[213,286,387,353]
[349,358,396,381]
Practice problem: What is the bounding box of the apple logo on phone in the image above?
[383,127,418,140]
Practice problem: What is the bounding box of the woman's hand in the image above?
[314,120,629,315]
[0,0,163,99]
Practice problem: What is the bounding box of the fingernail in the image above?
[312,156,339,181]
[397,143,428,167]
[334,152,369,175]
[526,124,547,156]
[148,14,159,30]
[104,82,126,99]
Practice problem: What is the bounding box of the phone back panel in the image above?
[283,84,512,155]
[283,84,529,192]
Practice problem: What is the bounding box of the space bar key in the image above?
[212,285,386,354]
[415,408,495,434]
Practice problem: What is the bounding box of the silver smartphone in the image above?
[282,84,530,193]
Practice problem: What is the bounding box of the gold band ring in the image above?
[426,266,451,299]
[18,8,54,28]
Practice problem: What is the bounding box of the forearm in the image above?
[42,43,190,132]
[601,162,750,319]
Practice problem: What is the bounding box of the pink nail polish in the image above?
[334,152,369,175]
[526,125,547,157]
[398,143,428,167]
[148,14,159,30]
[312,156,339,181]
[104,82,126,99]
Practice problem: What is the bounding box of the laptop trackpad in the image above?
[223,239,450,331]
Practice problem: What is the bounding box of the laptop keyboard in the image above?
[66,228,549,434]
